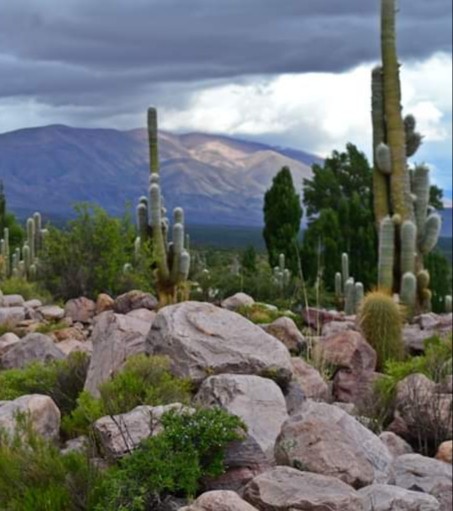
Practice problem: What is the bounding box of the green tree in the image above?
[301,144,377,289]
[263,167,303,273]
[429,184,444,211]
[39,203,140,299]
[241,245,257,274]
[425,250,452,313]
[0,179,24,253]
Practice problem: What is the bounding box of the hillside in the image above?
[0,125,320,226]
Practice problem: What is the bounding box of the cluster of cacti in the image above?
[0,212,47,280]
[134,108,191,305]
[273,253,291,290]
[334,252,364,315]
[372,0,441,316]
[445,295,452,314]
[358,290,405,370]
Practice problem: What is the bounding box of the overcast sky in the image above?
[0,0,451,194]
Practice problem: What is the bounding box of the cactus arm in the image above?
[378,216,395,291]
[400,220,416,275]
[148,107,159,176]
[381,0,412,221]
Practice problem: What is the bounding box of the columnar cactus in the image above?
[372,0,441,313]
[273,252,291,291]
[134,107,191,305]
[335,252,365,313]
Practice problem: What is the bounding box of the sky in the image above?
[0,0,451,196]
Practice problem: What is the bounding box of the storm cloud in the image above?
[0,0,451,109]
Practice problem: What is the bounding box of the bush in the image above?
[0,277,52,303]
[38,203,150,300]
[93,408,245,511]
[0,417,100,511]
[0,352,89,418]
[63,355,192,437]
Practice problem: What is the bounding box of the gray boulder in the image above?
[84,311,150,396]
[0,394,60,441]
[195,374,288,461]
[64,297,96,323]
[113,290,158,314]
[146,302,292,386]
[0,333,65,369]
[221,293,255,311]
[243,466,363,510]
[275,400,393,488]
[0,306,26,326]
[359,484,440,510]
[181,491,259,511]
[262,316,305,353]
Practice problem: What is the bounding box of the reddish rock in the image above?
[65,297,96,323]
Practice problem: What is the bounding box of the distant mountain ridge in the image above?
[0,124,320,226]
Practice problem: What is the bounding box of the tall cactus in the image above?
[372,0,441,313]
[134,107,191,305]
[334,253,364,314]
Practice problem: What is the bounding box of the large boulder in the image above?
[202,435,271,492]
[262,316,305,353]
[0,333,65,369]
[96,293,115,314]
[275,400,393,488]
[379,432,413,458]
[321,320,357,337]
[146,302,293,386]
[221,293,255,311]
[316,331,377,404]
[0,394,60,441]
[0,294,25,307]
[84,311,150,396]
[359,484,440,510]
[390,373,452,446]
[37,305,65,321]
[0,332,20,356]
[436,441,453,464]
[113,290,158,314]
[94,403,190,458]
[181,491,259,511]
[0,306,26,326]
[393,454,452,511]
[243,466,363,511]
[291,357,329,401]
[195,374,288,460]
[64,297,96,323]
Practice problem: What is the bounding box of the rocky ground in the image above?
[0,290,452,510]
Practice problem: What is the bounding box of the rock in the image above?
[284,380,306,415]
[57,339,92,356]
[243,466,363,511]
[403,324,433,353]
[146,302,293,386]
[275,400,393,488]
[221,292,255,311]
[94,403,190,457]
[359,484,440,510]
[96,293,114,314]
[392,373,452,446]
[64,297,96,323]
[0,394,60,441]
[436,441,453,464]
[0,306,26,326]
[52,325,87,343]
[202,435,270,492]
[84,311,150,397]
[61,436,89,455]
[291,357,329,401]
[303,308,344,330]
[23,299,42,309]
[316,331,377,404]
[393,454,452,511]
[181,491,259,511]
[0,332,21,356]
[379,432,413,458]
[37,305,65,321]
[0,294,25,307]
[322,320,357,337]
[195,374,288,460]
[0,333,65,369]
[113,290,158,314]
[416,313,442,330]
[126,308,157,323]
[262,316,305,353]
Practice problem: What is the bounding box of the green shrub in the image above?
[93,408,245,511]
[0,352,89,417]
[63,355,192,437]
[236,303,301,328]
[0,418,100,511]
[0,277,52,303]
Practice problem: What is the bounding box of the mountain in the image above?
[0,125,321,226]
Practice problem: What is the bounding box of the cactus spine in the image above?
[372,0,441,312]
[133,107,191,305]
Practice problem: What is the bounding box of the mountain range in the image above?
[0,125,320,226]
[0,124,451,237]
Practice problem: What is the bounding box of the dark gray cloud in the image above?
[0,0,451,127]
